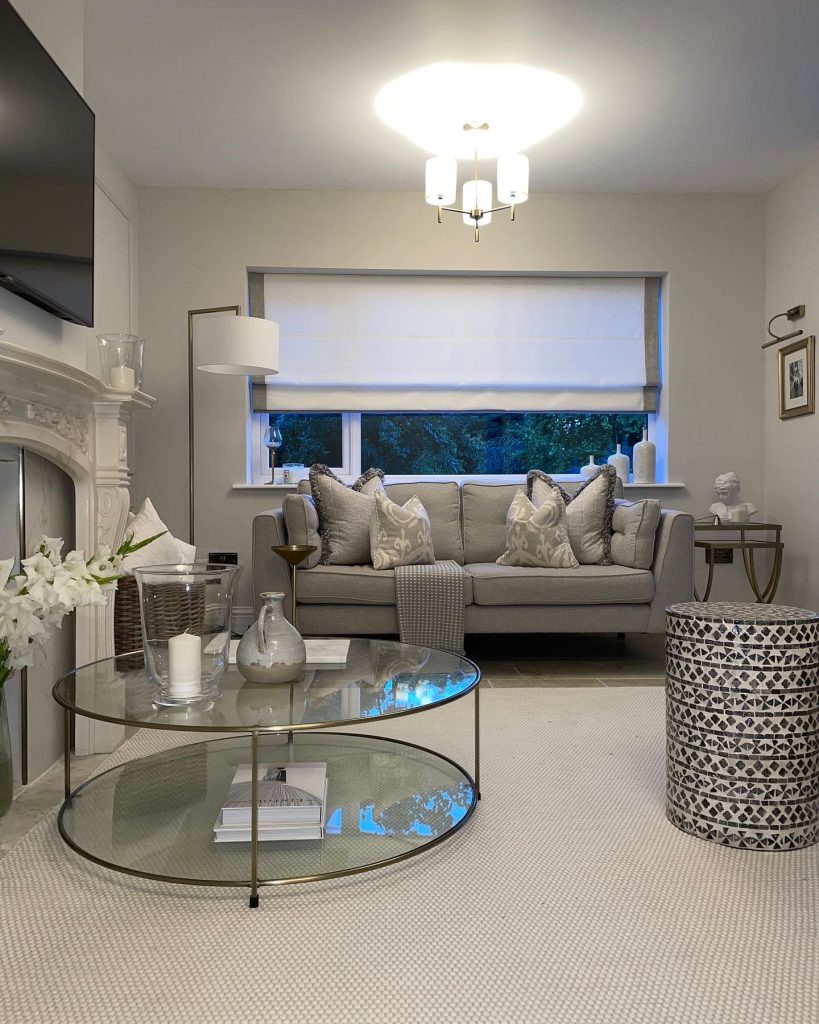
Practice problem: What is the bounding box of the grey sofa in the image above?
[252,480,694,637]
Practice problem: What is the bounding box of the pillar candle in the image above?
[167,633,202,698]
[110,365,136,391]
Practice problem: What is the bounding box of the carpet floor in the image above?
[1,686,816,1024]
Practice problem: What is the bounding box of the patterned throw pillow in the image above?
[370,491,436,570]
[527,466,616,565]
[309,465,385,565]
[496,489,579,569]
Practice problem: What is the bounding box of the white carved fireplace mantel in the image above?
[0,339,155,755]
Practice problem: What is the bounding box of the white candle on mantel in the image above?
[109,365,136,391]
[167,633,202,698]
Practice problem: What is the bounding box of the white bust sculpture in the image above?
[709,472,756,522]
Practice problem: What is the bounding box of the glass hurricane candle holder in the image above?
[132,563,239,706]
[98,333,144,392]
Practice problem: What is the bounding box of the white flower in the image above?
[0,558,15,591]
[21,552,57,584]
[39,536,64,565]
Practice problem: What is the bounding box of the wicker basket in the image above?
[114,575,207,670]
[114,576,143,668]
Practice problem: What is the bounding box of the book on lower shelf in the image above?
[214,761,328,843]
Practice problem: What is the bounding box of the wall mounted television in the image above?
[0,0,95,327]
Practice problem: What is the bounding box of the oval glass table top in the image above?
[59,732,476,885]
[54,639,480,733]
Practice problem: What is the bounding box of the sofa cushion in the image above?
[462,483,523,563]
[309,465,385,565]
[467,562,655,606]
[611,499,662,570]
[384,482,464,563]
[496,490,578,569]
[298,564,473,606]
[370,491,435,570]
[282,494,322,569]
[528,467,617,565]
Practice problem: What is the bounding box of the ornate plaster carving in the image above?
[26,401,89,455]
[0,394,11,417]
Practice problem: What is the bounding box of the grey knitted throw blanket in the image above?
[394,559,466,655]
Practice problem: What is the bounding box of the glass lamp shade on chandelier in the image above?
[376,62,583,241]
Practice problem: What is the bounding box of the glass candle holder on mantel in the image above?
[98,333,144,392]
[132,563,239,707]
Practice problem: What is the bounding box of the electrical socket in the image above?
[208,551,239,566]
[706,548,733,565]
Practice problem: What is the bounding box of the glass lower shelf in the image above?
[59,732,476,887]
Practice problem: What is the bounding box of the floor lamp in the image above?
[187,307,279,544]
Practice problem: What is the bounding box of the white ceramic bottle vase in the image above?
[607,443,630,486]
[580,455,598,481]
[633,429,656,484]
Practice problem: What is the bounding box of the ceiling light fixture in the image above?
[375,62,582,241]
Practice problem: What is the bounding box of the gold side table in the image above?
[270,544,317,626]
[694,522,784,603]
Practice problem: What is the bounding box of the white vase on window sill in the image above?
[580,456,598,481]
[607,444,630,485]
[633,429,656,484]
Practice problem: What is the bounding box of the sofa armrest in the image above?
[251,509,291,618]
[648,509,694,631]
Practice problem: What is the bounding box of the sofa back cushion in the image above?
[463,483,523,563]
[384,482,464,564]
[462,476,625,565]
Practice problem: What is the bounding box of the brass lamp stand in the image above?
[270,545,317,626]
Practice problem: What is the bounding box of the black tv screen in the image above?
[0,0,95,326]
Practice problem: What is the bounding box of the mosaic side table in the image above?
[666,602,819,851]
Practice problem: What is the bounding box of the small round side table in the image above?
[666,601,819,851]
[270,544,317,626]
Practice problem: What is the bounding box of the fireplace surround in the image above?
[0,339,154,754]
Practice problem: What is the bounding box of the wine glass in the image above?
[263,425,283,484]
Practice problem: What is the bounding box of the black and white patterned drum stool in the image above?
[666,602,819,851]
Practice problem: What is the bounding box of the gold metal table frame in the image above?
[54,644,481,909]
[694,522,784,603]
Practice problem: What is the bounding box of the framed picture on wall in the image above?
[779,335,815,419]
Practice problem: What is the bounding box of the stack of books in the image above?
[213,761,328,843]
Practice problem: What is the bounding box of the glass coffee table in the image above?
[53,639,480,907]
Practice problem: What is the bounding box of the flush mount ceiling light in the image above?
[375,62,582,241]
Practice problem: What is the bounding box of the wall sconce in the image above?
[762,305,806,349]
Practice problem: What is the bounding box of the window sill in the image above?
[233,479,686,490]
[623,482,686,489]
[232,483,299,491]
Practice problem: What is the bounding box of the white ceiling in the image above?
[84,0,819,193]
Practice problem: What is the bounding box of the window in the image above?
[266,413,343,468]
[361,412,648,476]
[257,411,648,480]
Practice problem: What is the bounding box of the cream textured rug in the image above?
[1,687,817,1024]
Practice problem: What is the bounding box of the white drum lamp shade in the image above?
[497,153,529,204]
[195,315,279,375]
[425,156,457,206]
[462,179,492,226]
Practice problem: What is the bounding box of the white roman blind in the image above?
[251,273,661,413]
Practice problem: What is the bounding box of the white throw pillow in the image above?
[121,498,197,571]
[528,467,616,565]
[370,491,435,570]
[496,489,579,569]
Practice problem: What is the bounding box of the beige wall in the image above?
[135,188,766,611]
[764,148,819,607]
